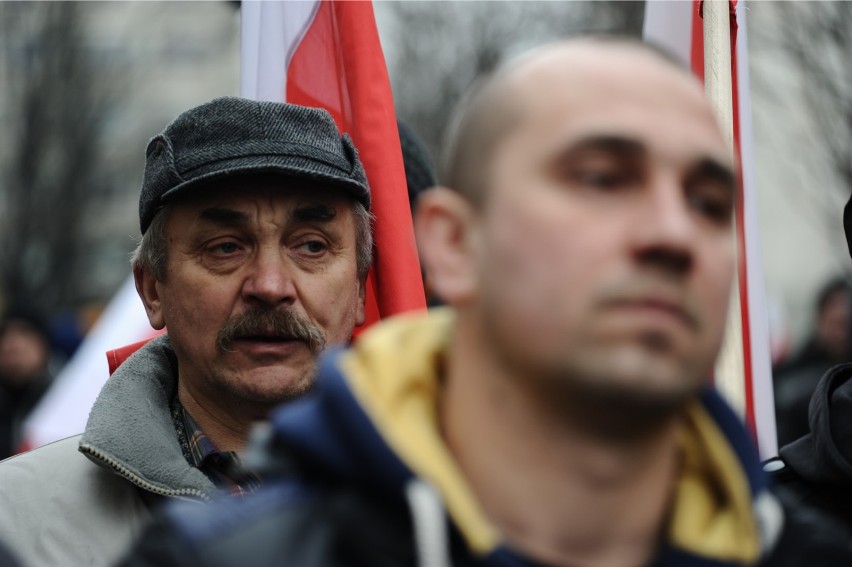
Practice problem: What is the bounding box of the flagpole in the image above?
[734,0,778,458]
[703,0,747,419]
[703,1,734,151]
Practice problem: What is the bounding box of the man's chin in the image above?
[221,366,317,407]
[591,339,707,388]
[544,352,707,440]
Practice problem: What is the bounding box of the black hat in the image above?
[0,301,50,342]
[397,121,436,212]
[139,97,370,234]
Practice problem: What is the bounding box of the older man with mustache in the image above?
[0,98,371,567]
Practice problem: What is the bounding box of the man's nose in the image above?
[241,247,297,307]
[632,180,696,277]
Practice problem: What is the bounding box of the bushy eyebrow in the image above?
[563,135,647,160]
[291,204,336,224]
[196,203,338,228]
[687,158,736,194]
[560,135,736,189]
[198,207,250,226]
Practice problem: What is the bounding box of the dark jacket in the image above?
[124,311,852,567]
[772,339,843,446]
[770,362,852,538]
[0,369,52,459]
[0,540,21,567]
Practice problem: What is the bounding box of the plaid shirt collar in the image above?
[170,397,260,496]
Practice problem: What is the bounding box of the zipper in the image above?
[80,443,211,502]
[406,479,451,567]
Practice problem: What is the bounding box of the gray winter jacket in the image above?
[0,335,218,567]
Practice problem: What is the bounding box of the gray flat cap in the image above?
[139,97,370,234]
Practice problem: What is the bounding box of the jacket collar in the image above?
[78,334,216,500]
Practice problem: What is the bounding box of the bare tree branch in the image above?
[382,1,644,168]
[0,3,120,311]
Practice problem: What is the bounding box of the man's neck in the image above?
[176,381,265,453]
[441,320,683,567]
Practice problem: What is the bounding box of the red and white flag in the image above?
[21,0,423,450]
[644,0,777,458]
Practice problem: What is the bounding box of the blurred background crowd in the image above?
[1,1,850,459]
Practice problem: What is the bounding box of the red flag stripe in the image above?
[286,1,426,329]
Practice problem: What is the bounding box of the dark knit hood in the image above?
[780,362,852,485]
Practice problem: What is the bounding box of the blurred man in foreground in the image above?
[0,97,370,567]
[125,39,850,566]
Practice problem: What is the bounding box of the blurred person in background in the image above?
[0,97,371,567]
[399,121,437,216]
[398,120,443,307]
[123,38,851,567]
[773,277,852,446]
[0,303,55,459]
[767,202,852,540]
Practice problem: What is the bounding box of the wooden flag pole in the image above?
[703,0,747,419]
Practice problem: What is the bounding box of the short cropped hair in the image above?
[440,36,689,205]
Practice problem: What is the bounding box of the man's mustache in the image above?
[217,308,327,354]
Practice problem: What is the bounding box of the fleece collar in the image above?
[78,334,216,500]
[327,309,773,564]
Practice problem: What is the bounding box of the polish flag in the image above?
[241,0,425,327]
[20,0,423,451]
[644,0,777,458]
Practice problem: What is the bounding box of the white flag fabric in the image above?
[240,1,318,102]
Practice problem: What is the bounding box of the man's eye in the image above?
[210,242,241,254]
[578,171,626,188]
[300,241,327,254]
[690,193,733,223]
[687,182,734,224]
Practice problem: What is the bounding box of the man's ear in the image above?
[355,271,367,327]
[134,265,166,330]
[414,187,479,306]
